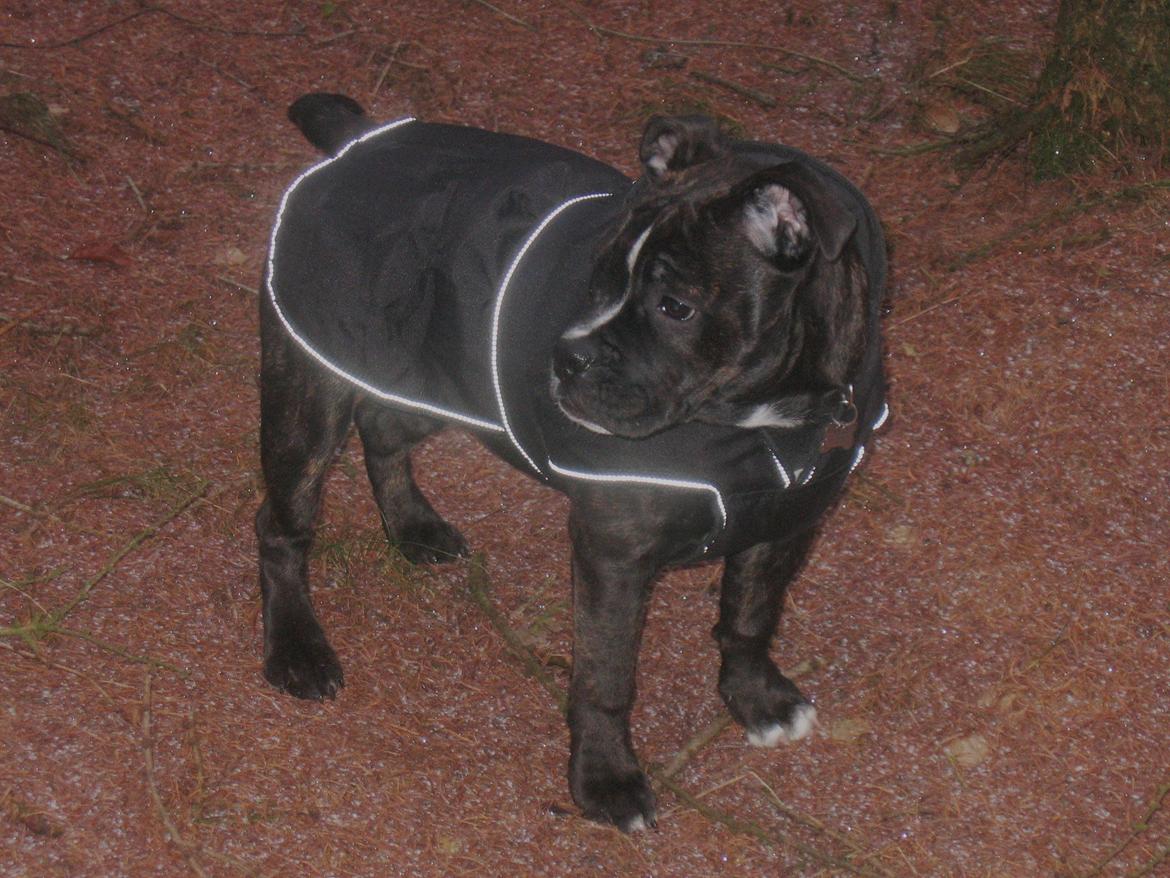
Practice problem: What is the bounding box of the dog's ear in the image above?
[639,115,726,182]
[738,165,857,264]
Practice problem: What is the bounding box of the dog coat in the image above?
[267,119,888,559]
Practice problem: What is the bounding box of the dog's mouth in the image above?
[549,371,679,440]
[548,374,614,435]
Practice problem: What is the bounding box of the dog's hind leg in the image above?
[256,310,354,700]
[353,402,470,565]
[714,531,819,746]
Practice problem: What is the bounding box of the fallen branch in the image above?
[0,5,305,50]
[465,558,567,712]
[467,0,536,31]
[660,714,733,780]
[651,770,888,877]
[141,671,210,877]
[690,70,777,108]
[1081,782,1170,878]
[0,480,214,644]
[563,5,865,83]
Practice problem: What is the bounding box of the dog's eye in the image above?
[657,295,695,321]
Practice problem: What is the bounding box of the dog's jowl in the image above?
[257,93,888,831]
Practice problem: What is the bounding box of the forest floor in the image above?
[2,1,1167,875]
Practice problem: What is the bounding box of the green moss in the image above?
[1027,0,1170,177]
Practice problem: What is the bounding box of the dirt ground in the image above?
[2,1,1167,875]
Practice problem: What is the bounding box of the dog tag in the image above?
[819,388,858,453]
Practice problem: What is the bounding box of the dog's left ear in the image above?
[639,115,726,182]
[739,165,857,264]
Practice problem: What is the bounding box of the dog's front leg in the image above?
[714,531,819,746]
[566,498,661,832]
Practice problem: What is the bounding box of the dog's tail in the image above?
[287,93,375,156]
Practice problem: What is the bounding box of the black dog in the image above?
[257,93,887,831]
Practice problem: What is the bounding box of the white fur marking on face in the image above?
[746,704,818,748]
[561,296,626,341]
[490,192,616,474]
[561,223,654,341]
[626,223,654,274]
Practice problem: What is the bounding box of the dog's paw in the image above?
[746,702,818,747]
[719,654,818,746]
[264,628,344,701]
[574,768,657,833]
[394,519,470,565]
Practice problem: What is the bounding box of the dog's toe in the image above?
[573,767,657,833]
[395,519,470,565]
[746,702,817,747]
[264,634,344,701]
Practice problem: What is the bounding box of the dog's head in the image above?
[551,116,869,439]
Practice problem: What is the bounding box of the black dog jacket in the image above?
[267,119,888,559]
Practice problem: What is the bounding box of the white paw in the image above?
[624,814,648,833]
[746,703,818,747]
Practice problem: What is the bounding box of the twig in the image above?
[142,671,210,877]
[660,714,733,779]
[651,770,887,877]
[0,5,305,50]
[1129,840,1170,878]
[370,40,405,100]
[467,0,536,31]
[0,306,48,339]
[0,480,215,641]
[748,770,888,872]
[891,179,1170,326]
[465,557,567,712]
[56,480,213,623]
[689,70,777,108]
[216,276,259,297]
[125,176,149,213]
[56,627,189,676]
[0,311,100,338]
[0,493,36,513]
[193,58,264,99]
[1081,783,1170,878]
[945,180,1170,273]
[568,8,865,83]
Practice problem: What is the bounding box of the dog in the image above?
[257,93,888,831]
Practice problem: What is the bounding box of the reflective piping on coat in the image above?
[767,449,793,489]
[547,459,727,553]
[491,193,615,475]
[265,117,507,434]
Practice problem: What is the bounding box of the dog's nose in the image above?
[553,337,596,381]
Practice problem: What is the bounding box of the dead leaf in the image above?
[945,733,990,768]
[922,101,961,135]
[829,717,872,742]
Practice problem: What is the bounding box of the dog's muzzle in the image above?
[552,335,600,382]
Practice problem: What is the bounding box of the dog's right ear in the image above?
[639,115,726,182]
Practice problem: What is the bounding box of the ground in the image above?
[1,2,1168,876]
